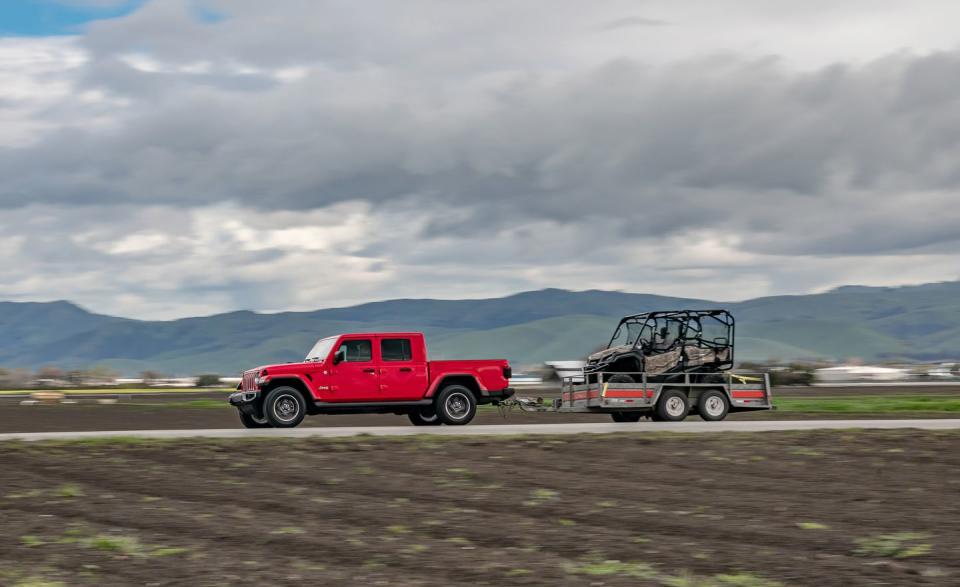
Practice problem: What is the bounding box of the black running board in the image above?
[310,399,432,415]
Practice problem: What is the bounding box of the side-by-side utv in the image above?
[584,310,735,383]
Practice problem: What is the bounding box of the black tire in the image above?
[434,385,477,425]
[606,373,635,383]
[697,389,730,421]
[239,411,272,428]
[655,388,689,422]
[408,407,442,426]
[610,412,642,423]
[262,386,307,428]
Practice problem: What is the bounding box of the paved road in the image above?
[1,419,959,442]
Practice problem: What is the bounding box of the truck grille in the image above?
[241,371,258,391]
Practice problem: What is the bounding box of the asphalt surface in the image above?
[1,419,959,441]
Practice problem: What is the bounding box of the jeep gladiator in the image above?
[229,332,513,428]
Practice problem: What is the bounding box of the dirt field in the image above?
[1,385,959,433]
[2,430,959,586]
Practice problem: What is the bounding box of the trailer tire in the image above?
[610,412,642,423]
[408,407,442,426]
[435,385,477,425]
[263,386,306,428]
[655,389,689,422]
[697,389,729,421]
[239,411,272,428]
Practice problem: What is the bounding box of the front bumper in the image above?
[229,390,261,416]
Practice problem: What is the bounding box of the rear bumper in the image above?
[479,387,515,405]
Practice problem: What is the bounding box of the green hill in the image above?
[3,282,960,374]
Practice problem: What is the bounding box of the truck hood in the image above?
[587,344,633,364]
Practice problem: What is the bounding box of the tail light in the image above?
[503,366,512,379]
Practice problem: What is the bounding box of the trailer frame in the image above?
[503,370,773,421]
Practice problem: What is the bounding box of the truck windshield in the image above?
[305,336,337,361]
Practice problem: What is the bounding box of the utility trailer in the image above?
[501,309,774,422]
[504,370,773,422]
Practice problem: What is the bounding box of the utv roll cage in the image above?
[584,309,735,380]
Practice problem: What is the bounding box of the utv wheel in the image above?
[606,374,635,383]
[435,385,477,425]
[610,412,642,423]
[408,407,442,426]
[655,389,689,422]
[263,386,306,428]
[698,389,729,421]
[239,411,272,428]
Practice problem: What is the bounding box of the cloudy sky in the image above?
[1,0,959,319]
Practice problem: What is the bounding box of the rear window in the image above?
[381,338,412,361]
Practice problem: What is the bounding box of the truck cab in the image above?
[230,332,513,428]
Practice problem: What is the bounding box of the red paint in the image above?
[240,332,510,402]
[604,389,656,399]
[732,390,766,399]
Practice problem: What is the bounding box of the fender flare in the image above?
[424,374,485,398]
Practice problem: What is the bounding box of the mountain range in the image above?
[3,281,960,375]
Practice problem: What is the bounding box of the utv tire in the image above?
[262,386,307,428]
[606,374,635,384]
[408,407,443,426]
[435,385,477,425]
[697,389,729,421]
[610,412,642,423]
[655,389,689,422]
[239,411,272,428]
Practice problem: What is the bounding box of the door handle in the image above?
[399,367,412,372]
[362,368,376,373]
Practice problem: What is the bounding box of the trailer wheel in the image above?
[655,389,689,422]
[435,385,477,425]
[610,412,642,423]
[263,386,306,428]
[408,407,442,426]
[239,411,272,428]
[697,389,729,421]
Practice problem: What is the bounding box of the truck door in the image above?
[377,336,428,400]
[329,337,379,402]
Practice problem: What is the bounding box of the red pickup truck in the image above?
[229,332,513,428]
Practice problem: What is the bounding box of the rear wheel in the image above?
[239,411,271,428]
[435,385,477,425]
[263,386,306,428]
[610,412,642,423]
[698,389,729,421]
[408,407,442,426]
[655,389,689,422]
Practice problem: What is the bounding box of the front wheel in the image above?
[239,411,272,428]
[262,387,307,428]
[435,385,477,425]
[408,407,442,426]
[655,389,689,422]
[610,412,642,423]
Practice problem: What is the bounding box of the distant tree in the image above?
[141,370,163,384]
[36,366,66,381]
[196,374,222,387]
[0,368,30,389]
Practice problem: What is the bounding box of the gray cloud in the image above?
[1,0,959,317]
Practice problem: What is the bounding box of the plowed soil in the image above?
[2,430,958,586]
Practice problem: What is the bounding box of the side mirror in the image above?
[333,347,346,365]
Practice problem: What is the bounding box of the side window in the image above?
[381,338,412,361]
[340,339,372,362]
